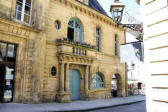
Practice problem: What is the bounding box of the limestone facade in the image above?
[0,0,127,103]
[141,0,168,111]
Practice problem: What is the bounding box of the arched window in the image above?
[92,72,104,89]
[68,18,83,42]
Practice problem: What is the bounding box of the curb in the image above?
[49,100,145,112]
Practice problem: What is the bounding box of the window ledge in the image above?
[14,19,32,27]
[88,88,108,93]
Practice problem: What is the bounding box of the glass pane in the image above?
[24,1,31,23]
[74,30,80,41]
[68,20,74,28]
[15,11,22,20]
[24,14,30,23]
[17,0,23,5]
[25,5,31,15]
[7,44,16,62]
[4,65,15,102]
[96,28,100,35]
[75,22,80,29]
[0,42,7,62]
[26,0,31,6]
[15,3,22,21]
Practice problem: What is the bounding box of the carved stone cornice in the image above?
[53,0,124,31]
[57,54,94,65]
[0,18,41,38]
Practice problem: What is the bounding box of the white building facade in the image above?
[141,0,168,111]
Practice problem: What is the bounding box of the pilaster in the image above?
[57,62,71,102]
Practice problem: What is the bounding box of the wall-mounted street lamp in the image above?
[110,0,125,24]
[110,0,143,41]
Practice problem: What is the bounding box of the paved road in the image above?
[87,101,146,112]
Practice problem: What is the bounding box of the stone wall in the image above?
[0,0,127,103]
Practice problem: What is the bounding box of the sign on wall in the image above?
[120,41,143,63]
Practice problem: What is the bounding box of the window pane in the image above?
[25,5,31,15]
[68,20,74,28]
[96,28,101,51]
[15,0,23,21]
[15,11,22,20]
[26,0,31,6]
[7,44,16,62]
[0,42,7,62]
[4,65,15,102]
[24,14,30,23]
[17,0,23,5]
[75,22,80,29]
[74,30,80,41]
[115,35,118,56]
[24,0,31,23]
[92,73,104,89]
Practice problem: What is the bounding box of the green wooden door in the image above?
[69,69,80,100]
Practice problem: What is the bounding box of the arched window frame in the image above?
[68,18,83,42]
[92,72,104,89]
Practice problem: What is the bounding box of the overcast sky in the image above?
[97,0,141,23]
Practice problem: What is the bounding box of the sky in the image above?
[97,0,141,24]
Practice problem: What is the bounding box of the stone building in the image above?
[141,0,168,111]
[0,0,127,103]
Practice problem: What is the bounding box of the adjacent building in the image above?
[141,0,168,111]
[0,0,127,103]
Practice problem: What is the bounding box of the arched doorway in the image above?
[67,18,83,42]
[111,74,122,97]
[69,69,80,100]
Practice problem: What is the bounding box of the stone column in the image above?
[89,65,92,90]
[60,62,65,92]
[65,63,69,91]
[85,65,89,92]
[57,62,71,103]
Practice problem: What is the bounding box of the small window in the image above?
[55,20,61,30]
[51,66,56,76]
[96,27,101,52]
[92,72,104,89]
[115,34,118,56]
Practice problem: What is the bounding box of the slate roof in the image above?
[76,0,108,16]
[88,0,108,16]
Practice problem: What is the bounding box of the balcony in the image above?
[56,38,97,60]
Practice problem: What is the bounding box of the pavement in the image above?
[0,95,145,112]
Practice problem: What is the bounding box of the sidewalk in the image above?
[0,95,145,112]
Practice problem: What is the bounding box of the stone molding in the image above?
[0,18,40,38]
[53,0,124,31]
[57,55,94,65]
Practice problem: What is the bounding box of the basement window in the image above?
[15,0,33,24]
